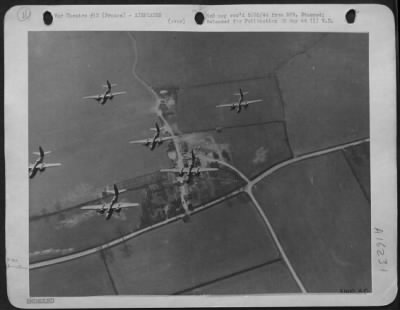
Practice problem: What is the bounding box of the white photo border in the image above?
[4,4,397,308]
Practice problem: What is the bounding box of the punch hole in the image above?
[195,12,204,25]
[345,9,356,24]
[43,11,53,25]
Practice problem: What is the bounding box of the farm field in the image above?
[134,32,324,88]
[210,122,292,178]
[103,194,279,294]
[30,252,115,296]
[29,31,371,296]
[182,260,300,295]
[253,150,371,292]
[276,33,369,156]
[342,142,370,200]
[176,76,284,134]
[29,32,169,216]
[29,188,145,263]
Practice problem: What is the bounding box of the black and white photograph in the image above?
[28,30,371,296]
[4,4,397,308]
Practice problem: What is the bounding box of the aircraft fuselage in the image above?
[29,157,45,179]
[98,90,114,105]
[230,100,249,113]
[104,194,120,220]
[148,132,161,150]
[29,166,39,179]
[105,208,114,220]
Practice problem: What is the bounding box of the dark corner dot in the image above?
[195,12,204,25]
[345,9,356,24]
[43,11,53,25]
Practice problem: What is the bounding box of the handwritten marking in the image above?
[374,227,388,272]
[6,257,27,270]
[17,7,31,21]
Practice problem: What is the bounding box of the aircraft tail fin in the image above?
[113,184,119,198]
[183,149,196,158]
[150,126,166,132]
[233,89,248,96]
[104,184,127,196]
[102,81,117,89]
[150,122,164,133]
[33,146,51,157]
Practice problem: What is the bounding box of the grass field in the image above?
[182,260,300,294]
[30,188,145,263]
[134,32,323,88]
[253,151,371,292]
[30,166,245,264]
[342,142,370,201]
[175,75,292,179]
[30,252,115,296]
[29,32,171,216]
[103,194,279,294]
[211,122,292,179]
[176,76,284,134]
[29,31,371,295]
[276,33,369,156]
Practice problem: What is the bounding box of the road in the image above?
[127,32,192,218]
[200,151,306,292]
[30,188,243,270]
[248,137,370,188]
[30,137,368,273]
[31,33,369,293]
[199,136,370,293]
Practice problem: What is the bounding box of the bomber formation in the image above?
[29,80,263,221]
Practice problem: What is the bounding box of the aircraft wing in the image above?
[160,168,182,173]
[42,163,62,168]
[114,202,140,209]
[111,91,127,96]
[33,151,51,156]
[216,103,234,108]
[159,136,173,142]
[129,139,150,144]
[80,204,105,210]
[196,167,218,172]
[233,91,248,96]
[83,95,101,100]
[246,99,263,104]
[150,127,166,132]
[104,188,127,194]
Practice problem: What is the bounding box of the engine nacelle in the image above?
[115,208,121,213]
[97,209,105,214]
[144,140,151,146]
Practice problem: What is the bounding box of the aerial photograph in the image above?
[29,31,370,295]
